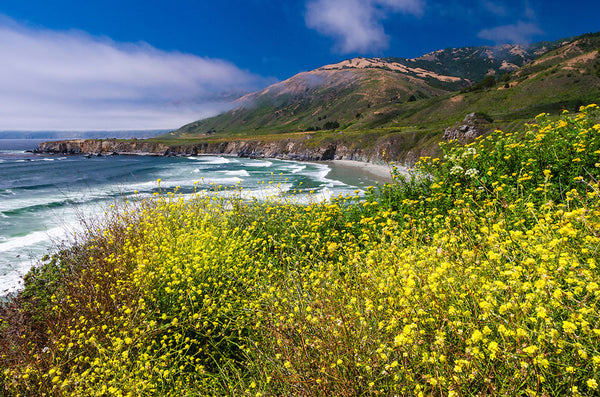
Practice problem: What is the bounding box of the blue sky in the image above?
[0,0,598,130]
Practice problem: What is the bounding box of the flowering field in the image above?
[1,105,600,396]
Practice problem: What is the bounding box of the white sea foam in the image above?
[301,163,346,186]
[121,178,194,193]
[288,165,306,173]
[0,226,71,295]
[120,180,160,192]
[250,182,292,197]
[197,177,243,186]
[187,156,231,164]
[180,183,343,208]
[1,269,31,296]
[204,182,292,202]
[122,177,244,192]
[245,160,273,167]
[0,188,116,213]
[291,187,334,204]
[221,170,250,177]
[0,226,67,253]
[0,195,72,213]
[38,156,67,162]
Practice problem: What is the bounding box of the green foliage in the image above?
[462,75,497,93]
[472,111,494,122]
[2,106,600,396]
[378,104,600,215]
[323,120,340,130]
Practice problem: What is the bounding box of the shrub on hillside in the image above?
[323,120,340,130]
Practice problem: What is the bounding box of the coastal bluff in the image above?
[35,137,438,164]
[35,139,171,156]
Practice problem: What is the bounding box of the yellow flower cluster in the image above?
[1,106,599,396]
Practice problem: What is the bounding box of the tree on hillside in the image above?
[462,75,497,93]
[323,121,340,130]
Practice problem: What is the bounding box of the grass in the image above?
[1,105,600,396]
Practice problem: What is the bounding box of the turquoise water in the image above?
[0,139,376,295]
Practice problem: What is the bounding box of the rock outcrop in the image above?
[35,139,340,161]
[36,139,171,156]
[442,113,493,142]
[35,133,441,165]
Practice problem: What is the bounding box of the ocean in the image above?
[0,139,381,296]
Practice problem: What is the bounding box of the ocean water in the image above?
[0,139,378,295]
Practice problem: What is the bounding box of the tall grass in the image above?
[1,105,599,396]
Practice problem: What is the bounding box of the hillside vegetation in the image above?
[165,33,600,147]
[396,33,600,128]
[389,40,560,82]
[170,64,462,139]
[1,105,599,395]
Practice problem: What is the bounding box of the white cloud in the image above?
[478,20,543,44]
[305,0,424,53]
[0,18,267,131]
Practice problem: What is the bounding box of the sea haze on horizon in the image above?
[0,139,381,296]
[0,130,168,140]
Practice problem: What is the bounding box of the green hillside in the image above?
[390,32,600,128]
[163,33,599,145]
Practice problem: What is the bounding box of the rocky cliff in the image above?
[35,136,438,165]
[36,139,171,155]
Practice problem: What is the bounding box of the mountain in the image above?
[156,33,600,163]
[390,32,600,127]
[388,40,566,82]
[169,58,469,138]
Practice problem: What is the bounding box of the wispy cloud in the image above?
[478,20,543,44]
[305,0,424,54]
[0,18,268,131]
[477,1,543,45]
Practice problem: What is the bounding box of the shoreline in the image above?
[33,138,408,184]
[33,139,412,167]
[328,159,408,183]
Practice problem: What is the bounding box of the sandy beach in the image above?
[328,159,409,184]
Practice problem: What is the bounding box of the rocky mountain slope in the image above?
[390,40,565,82]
